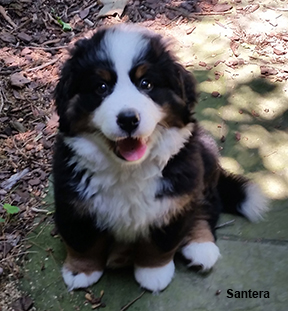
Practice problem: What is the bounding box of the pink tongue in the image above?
[117,138,147,161]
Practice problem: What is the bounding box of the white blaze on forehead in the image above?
[102,25,150,75]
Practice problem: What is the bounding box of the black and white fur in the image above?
[53,24,268,293]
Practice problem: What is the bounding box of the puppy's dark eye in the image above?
[139,79,153,91]
[96,83,108,95]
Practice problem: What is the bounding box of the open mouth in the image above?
[113,137,148,162]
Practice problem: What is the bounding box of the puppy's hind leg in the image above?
[181,219,221,272]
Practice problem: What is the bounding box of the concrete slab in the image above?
[217,201,288,242]
[21,220,288,311]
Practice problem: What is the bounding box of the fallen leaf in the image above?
[199,61,207,67]
[85,290,105,308]
[12,90,23,100]
[10,121,26,133]
[85,293,94,302]
[20,47,32,56]
[25,144,34,151]
[79,8,90,19]
[57,18,72,31]
[214,71,223,80]
[10,72,30,88]
[226,60,239,68]
[15,188,30,202]
[10,296,33,311]
[211,91,221,97]
[260,66,278,76]
[41,138,52,149]
[273,48,286,55]
[0,189,7,196]
[17,32,32,43]
[0,117,9,122]
[0,242,13,257]
[0,32,16,43]
[98,0,129,18]
[213,4,232,12]
[235,132,241,141]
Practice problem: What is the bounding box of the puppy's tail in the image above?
[217,170,269,222]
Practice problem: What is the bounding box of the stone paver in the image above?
[21,218,288,310]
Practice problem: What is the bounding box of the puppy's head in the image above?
[55,24,197,163]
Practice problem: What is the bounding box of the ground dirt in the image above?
[0,0,288,310]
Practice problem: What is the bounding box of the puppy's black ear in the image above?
[54,39,88,132]
[54,62,73,133]
[173,63,197,111]
[54,35,103,133]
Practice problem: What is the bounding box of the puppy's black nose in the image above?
[117,109,140,134]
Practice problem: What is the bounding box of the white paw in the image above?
[62,266,103,291]
[181,242,221,271]
[134,261,175,293]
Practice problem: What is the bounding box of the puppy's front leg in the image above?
[54,196,111,290]
[181,219,221,271]
[134,240,177,293]
[62,233,110,291]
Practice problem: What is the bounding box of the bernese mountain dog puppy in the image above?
[53,24,268,293]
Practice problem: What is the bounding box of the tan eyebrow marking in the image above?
[134,64,149,80]
[96,69,112,82]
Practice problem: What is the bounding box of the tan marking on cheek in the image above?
[160,101,186,128]
[65,95,96,134]
[64,233,110,274]
[74,113,94,133]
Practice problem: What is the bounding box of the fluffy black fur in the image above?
[52,25,265,292]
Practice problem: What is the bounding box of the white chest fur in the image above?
[64,125,192,241]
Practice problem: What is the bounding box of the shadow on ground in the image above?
[195,70,288,201]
